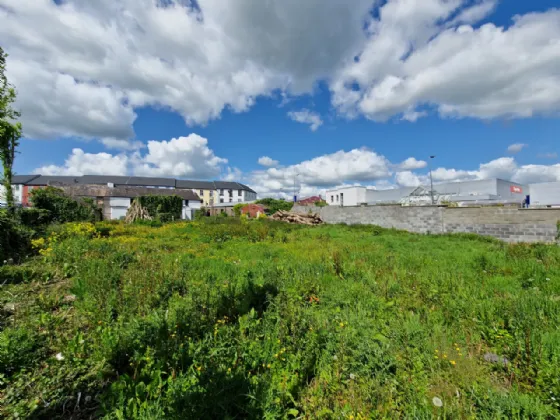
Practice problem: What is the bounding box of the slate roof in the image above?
[176,180,216,190]
[12,175,41,184]
[26,176,81,186]
[13,175,257,193]
[80,175,176,187]
[214,181,257,193]
[59,185,201,201]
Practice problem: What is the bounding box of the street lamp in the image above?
[293,173,300,203]
[429,155,436,205]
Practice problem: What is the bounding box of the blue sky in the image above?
[3,0,559,197]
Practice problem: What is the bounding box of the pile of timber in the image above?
[270,210,323,225]
[125,199,153,223]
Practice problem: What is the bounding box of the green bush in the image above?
[0,210,33,263]
[255,198,293,215]
[233,203,244,217]
[138,196,182,221]
[17,208,51,229]
[30,187,99,224]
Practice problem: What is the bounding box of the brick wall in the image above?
[291,205,560,243]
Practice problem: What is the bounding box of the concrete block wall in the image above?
[291,205,560,243]
[442,208,559,243]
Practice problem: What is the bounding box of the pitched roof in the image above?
[214,181,257,193]
[176,179,216,189]
[59,185,202,201]
[12,174,257,193]
[12,175,41,184]
[79,175,176,187]
[26,176,81,186]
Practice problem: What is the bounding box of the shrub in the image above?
[17,208,51,229]
[138,196,182,221]
[233,203,244,217]
[30,187,99,224]
[255,198,293,215]
[0,210,33,263]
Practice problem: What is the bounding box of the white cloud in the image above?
[507,143,528,154]
[287,109,323,131]
[258,156,279,167]
[396,157,427,171]
[34,133,227,179]
[332,4,560,121]
[1,0,371,142]
[133,134,227,178]
[395,171,425,187]
[2,0,559,143]
[401,110,427,122]
[35,148,129,176]
[248,148,391,198]
[222,167,243,182]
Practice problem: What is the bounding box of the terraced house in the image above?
[5,175,258,218]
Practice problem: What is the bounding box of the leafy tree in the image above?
[233,203,245,217]
[255,198,293,215]
[0,47,22,210]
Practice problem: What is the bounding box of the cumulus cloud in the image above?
[332,3,560,121]
[507,143,528,154]
[35,149,129,176]
[396,157,427,171]
[4,0,557,145]
[287,109,324,131]
[248,148,391,198]
[133,134,227,178]
[1,0,371,142]
[34,133,227,179]
[258,156,279,167]
[395,171,425,187]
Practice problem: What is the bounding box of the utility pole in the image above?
[293,173,299,203]
[429,155,435,205]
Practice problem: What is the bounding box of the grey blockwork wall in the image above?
[291,205,560,243]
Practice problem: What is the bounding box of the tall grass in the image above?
[1,218,559,418]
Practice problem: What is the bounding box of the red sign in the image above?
[510,185,523,194]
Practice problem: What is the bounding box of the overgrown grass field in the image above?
[1,219,559,418]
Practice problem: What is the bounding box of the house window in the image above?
[228,189,232,197]
[340,193,344,205]
[229,197,233,203]
[220,189,224,196]
[220,198,224,203]
[238,190,242,196]
[336,195,339,202]
[238,198,242,202]
[210,191,214,197]
[331,195,334,203]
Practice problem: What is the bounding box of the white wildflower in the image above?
[55,353,65,361]
[432,397,443,407]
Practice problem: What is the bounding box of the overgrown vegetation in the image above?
[255,198,293,215]
[1,219,559,418]
[0,46,22,210]
[138,195,183,222]
[30,187,100,224]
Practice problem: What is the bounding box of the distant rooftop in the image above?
[12,174,256,193]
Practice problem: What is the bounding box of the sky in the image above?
[1,0,559,198]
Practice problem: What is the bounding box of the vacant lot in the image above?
[1,219,559,418]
